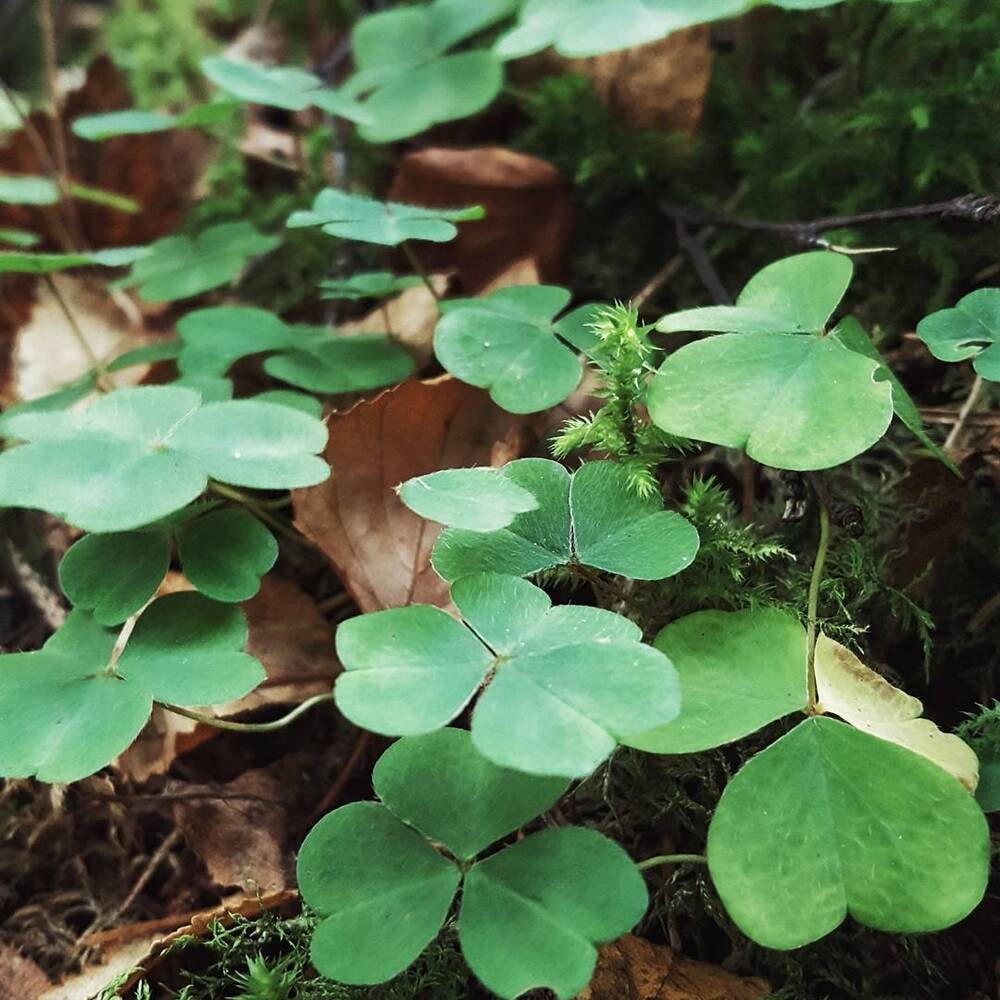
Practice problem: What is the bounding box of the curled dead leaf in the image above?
[389,147,572,292]
[814,634,979,791]
[581,935,769,1000]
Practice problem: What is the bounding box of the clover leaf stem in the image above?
[637,853,707,870]
[400,240,441,302]
[161,692,336,732]
[208,482,305,547]
[805,500,831,711]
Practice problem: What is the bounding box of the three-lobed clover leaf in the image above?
[656,252,853,336]
[916,288,1000,381]
[200,56,370,122]
[298,728,647,998]
[830,316,958,474]
[627,607,808,754]
[493,0,905,59]
[433,285,596,413]
[177,306,414,395]
[334,572,681,777]
[117,222,279,301]
[707,716,989,950]
[647,332,894,470]
[0,592,265,782]
[318,271,422,300]
[0,174,60,204]
[432,458,700,583]
[0,385,329,532]
[59,506,279,625]
[346,0,517,142]
[398,467,539,531]
[287,188,484,246]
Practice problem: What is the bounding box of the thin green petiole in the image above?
[161,692,335,732]
[805,500,831,712]
[401,241,440,302]
[637,853,708,870]
[208,481,305,547]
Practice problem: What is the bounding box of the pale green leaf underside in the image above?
[298,802,460,985]
[398,467,539,531]
[647,333,894,470]
[916,288,1000,381]
[707,717,989,950]
[372,728,569,860]
[628,607,808,753]
[459,828,648,1000]
[433,458,698,582]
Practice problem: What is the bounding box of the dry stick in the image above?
[401,241,441,302]
[42,274,115,391]
[113,829,182,921]
[310,730,371,821]
[37,0,85,248]
[944,374,986,455]
[659,193,1000,249]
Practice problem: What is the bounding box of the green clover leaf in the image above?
[298,729,646,998]
[200,57,370,122]
[916,288,1000,381]
[286,188,483,245]
[177,306,414,395]
[318,271,422,300]
[0,228,40,248]
[118,222,280,302]
[334,572,680,777]
[647,333,894,470]
[0,592,265,782]
[0,385,329,532]
[0,174,60,204]
[432,458,700,583]
[831,316,958,474]
[434,286,591,413]
[0,245,149,274]
[346,0,516,141]
[656,252,853,336]
[626,608,808,754]
[707,716,989,950]
[494,0,889,59]
[398,467,539,531]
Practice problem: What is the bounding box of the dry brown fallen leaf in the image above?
[0,55,212,249]
[814,634,979,791]
[389,147,572,293]
[0,275,152,408]
[169,767,291,895]
[293,375,544,613]
[340,272,448,367]
[0,943,50,1000]
[522,26,714,137]
[581,935,769,1000]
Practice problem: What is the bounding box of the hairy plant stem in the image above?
[805,500,832,711]
[162,692,336,732]
[401,241,441,302]
[637,853,708,870]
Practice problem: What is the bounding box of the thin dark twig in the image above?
[674,220,731,305]
[659,193,1000,249]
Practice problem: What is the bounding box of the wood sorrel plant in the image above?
[0,1,992,997]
